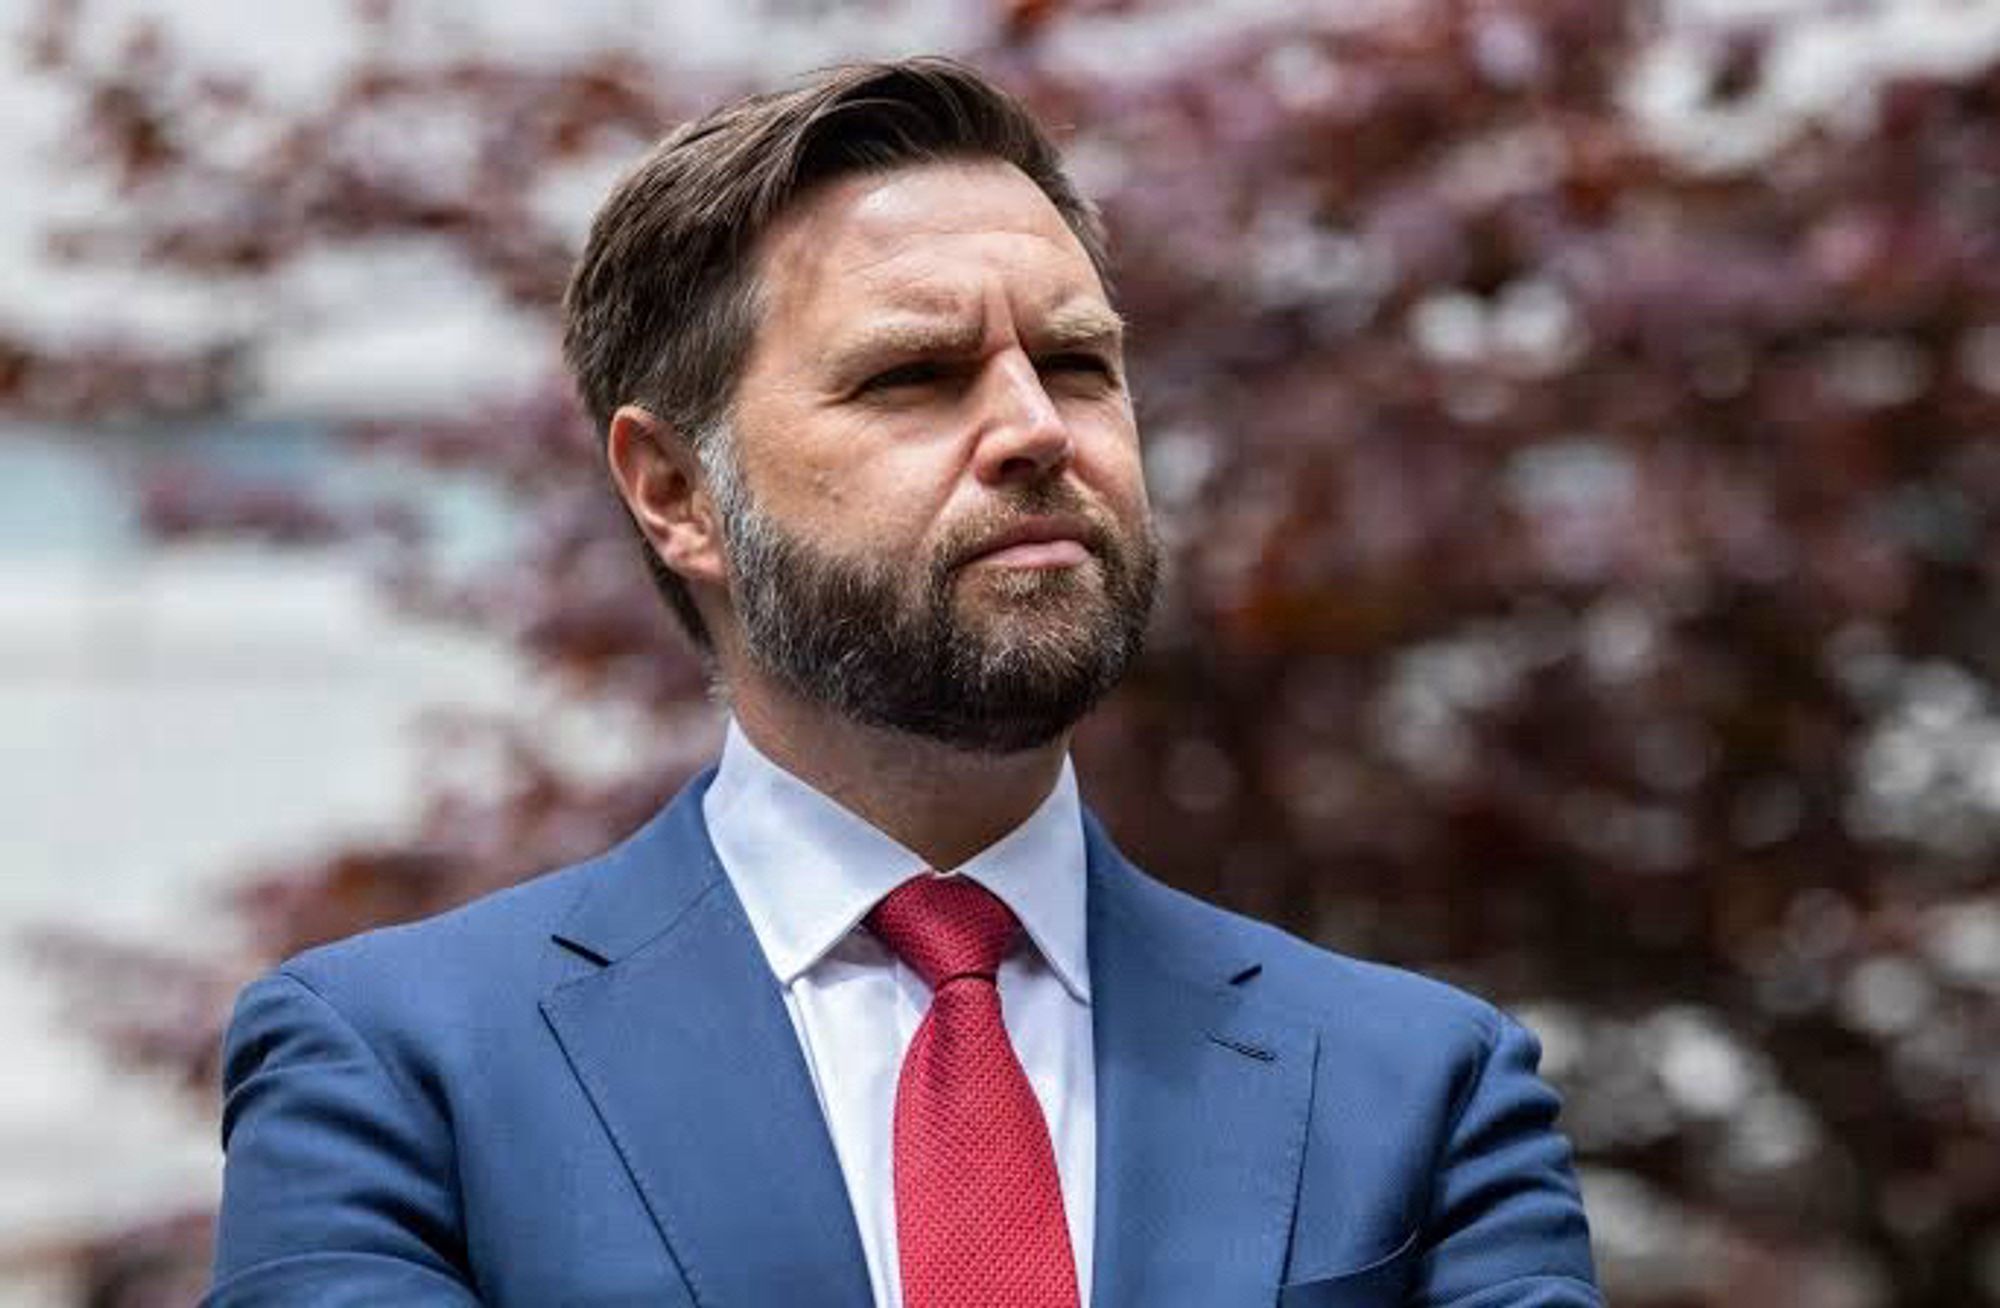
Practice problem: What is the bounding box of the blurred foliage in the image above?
[13,0,2000,1303]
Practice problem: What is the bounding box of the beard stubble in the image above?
[717,473,1160,754]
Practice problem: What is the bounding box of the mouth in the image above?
[957,517,1099,571]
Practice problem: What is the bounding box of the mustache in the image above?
[938,484,1119,572]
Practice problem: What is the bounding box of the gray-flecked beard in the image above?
[709,452,1159,755]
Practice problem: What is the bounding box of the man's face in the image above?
[712,159,1158,753]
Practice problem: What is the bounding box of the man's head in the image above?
[563,58,1157,753]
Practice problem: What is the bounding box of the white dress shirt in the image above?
[702,719,1097,1308]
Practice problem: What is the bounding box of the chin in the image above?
[960,596,1111,651]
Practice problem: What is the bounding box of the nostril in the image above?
[986,442,1073,487]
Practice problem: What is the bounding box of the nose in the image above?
[970,350,1073,486]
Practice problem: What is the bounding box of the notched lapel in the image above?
[1086,833,1318,1308]
[539,780,872,1308]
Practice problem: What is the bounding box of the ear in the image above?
[605,405,727,590]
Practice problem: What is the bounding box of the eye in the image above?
[859,360,951,394]
[1038,353,1118,384]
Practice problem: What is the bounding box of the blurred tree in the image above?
[12,0,2000,1303]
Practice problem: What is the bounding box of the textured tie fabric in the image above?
[866,873,1081,1308]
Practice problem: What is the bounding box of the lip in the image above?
[974,539,1090,568]
[960,516,1097,569]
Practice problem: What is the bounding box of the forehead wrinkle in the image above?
[818,292,1121,376]
[758,174,1115,380]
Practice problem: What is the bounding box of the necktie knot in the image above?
[866,873,1018,991]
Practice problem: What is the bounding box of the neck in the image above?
[726,667,1070,872]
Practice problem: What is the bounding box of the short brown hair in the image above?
[561,56,1112,650]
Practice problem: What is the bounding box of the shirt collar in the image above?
[702,718,1091,1003]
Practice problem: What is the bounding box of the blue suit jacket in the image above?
[208,771,1600,1306]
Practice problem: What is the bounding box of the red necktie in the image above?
[866,873,1081,1308]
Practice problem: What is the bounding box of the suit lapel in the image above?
[1085,817,1318,1307]
[539,774,873,1308]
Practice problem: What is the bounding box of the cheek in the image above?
[746,412,935,529]
[805,451,953,553]
[1075,421,1150,517]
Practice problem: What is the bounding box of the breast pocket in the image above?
[1277,1227,1419,1308]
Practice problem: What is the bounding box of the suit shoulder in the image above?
[1117,863,1504,1049]
[274,852,606,1009]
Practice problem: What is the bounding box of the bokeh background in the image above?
[6,0,2000,1303]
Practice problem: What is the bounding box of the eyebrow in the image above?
[822,318,986,377]
[820,302,1127,381]
[1033,303,1126,353]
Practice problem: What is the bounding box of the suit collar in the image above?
[548,770,728,967]
[1083,811,1316,1307]
[542,771,874,1307]
[1081,808,1263,987]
